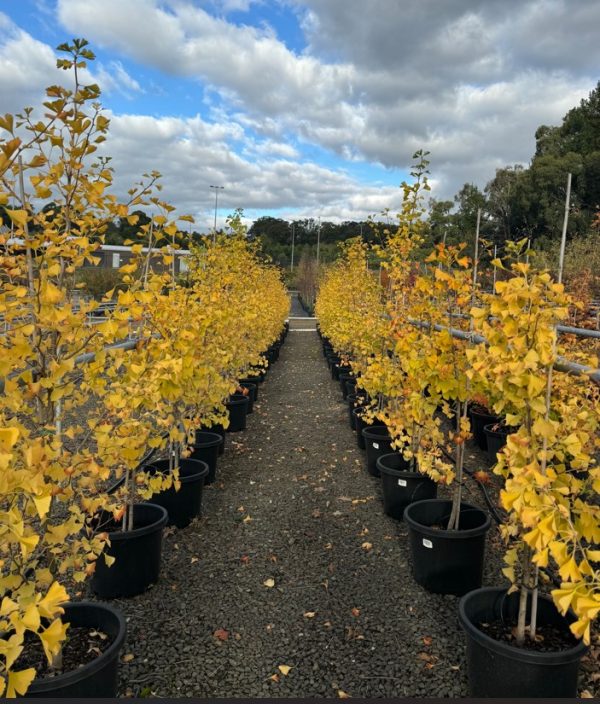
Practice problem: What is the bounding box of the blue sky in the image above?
[1,0,598,228]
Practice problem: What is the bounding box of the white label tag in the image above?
[397,478,407,487]
[422,538,433,549]
[372,442,379,449]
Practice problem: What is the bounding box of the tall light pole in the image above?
[316,216,321,267]
[290,222,295,272]
[209,185,224,242]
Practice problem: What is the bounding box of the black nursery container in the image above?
[484,423,512,461]
[226,394,250,432]
[91,502,168,598]
[347,394,367,430]
[338,372,353,399]
[403,500,491,596]
[25,602,127,698]
[191,430,223,483]
[469,407,501,451]
[198,422,225,456]
[362,425,394,477]
[459,587,588,698]
[239,380,258,402]
[353,408,384,449]
[146,458,209,528]
[376,453,437,520]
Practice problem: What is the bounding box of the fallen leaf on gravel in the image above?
[337,690,351,699]
[243,515,253,523]
[278,665,292,675]
[450,665,460,671]
[351,607,360,617]
[237,505,245,512]
[351,498,368,505]
[122,653,135,663]
[312,509,321,518]
[361,542,373,551]
[269,674,280,682]
[191,557,199,564]
[269,554,278,563]
[303,611,317,618]
[323,621,333,628]
[422,636,433,646]
[359,527,369,536]
[240,555,250,564]
[263,578,275,588]
[580,690,594,698]
[324,543,333,550]
[213,628,229,641]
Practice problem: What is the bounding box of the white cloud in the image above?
[55,0,599,203]
[2,0,599,224]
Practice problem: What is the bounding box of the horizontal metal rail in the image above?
[447,312,600,340]
[0,337,143,395]
[407,319,600,387]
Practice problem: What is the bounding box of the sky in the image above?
[0,0,598,229]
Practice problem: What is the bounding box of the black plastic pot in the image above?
[248,367,266,383]
[226,394,250,432]
[469,407,501,451]
[403,500,491,596]
[190,431,222,484]
[459,587,587,698]
[239,380,258,402]
[239,390,253,413]
[146,458,209,528]
[345,378,358,397]
[362,425,394,477]
[484,423,513,461]
[347,394,367,430]
[91,502,168,598]
[377,453,437,520]
[339,372,353,399]
[25,602,127,698]
[198,423,225,456]
[353,408,384,449]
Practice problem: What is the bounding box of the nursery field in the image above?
[109,298,597,699]
[1,40,598,700]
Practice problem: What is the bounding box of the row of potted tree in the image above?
[0,40,289,697]
[314,152,599,697]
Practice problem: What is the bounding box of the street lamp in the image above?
[316,216,321,267]
[290,222,295,272]
[209,185,224,242]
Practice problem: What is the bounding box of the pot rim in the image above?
[404,499,491,538]
[377,452,426,478]
[193,431,223,448]
[98,501,168,541]
[458,586,588,664]
[26,601,127,693]
[227,395,250,406]
[361,425,391,440]
[147,458,209,483]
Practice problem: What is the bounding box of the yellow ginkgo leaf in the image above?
[278,665,292,676]
[6,669,36,698]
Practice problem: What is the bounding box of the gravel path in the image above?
[109,294,597,698]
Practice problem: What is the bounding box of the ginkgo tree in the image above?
[469,254,600,644]
[0,38,152,694]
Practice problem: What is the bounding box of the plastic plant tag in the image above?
[398,478,407,487]
[422,538,433,549]
[372,442,379,450]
